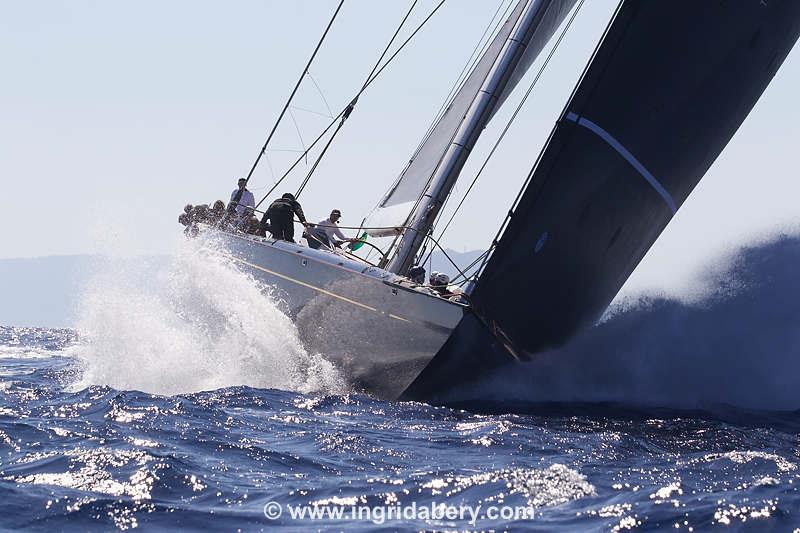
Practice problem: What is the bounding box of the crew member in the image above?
[408,266,426,285]
[307,209,354,250]
[261,192,308,242]
[209,200,226,225]
[229,178,255,216]
[429,271,454,297]
[189,203,210,224]
[428,271,468,303]
[178,203,209,236]
[238,207,261,235]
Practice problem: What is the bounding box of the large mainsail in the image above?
[469,0,800,356]
[362,0,577,272]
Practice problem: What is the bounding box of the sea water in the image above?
[1,235,799,530]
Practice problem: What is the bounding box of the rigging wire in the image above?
[362,0,419,93]
[287,107,308,165]
[254,0,446,209]
[445,248,491,285]
[294,101,351,197]
[370,0,512,253]
[289,105,334,119]
[361,0,444,89]
[420,0,514,145]
[295,0,421,198]
[420,0,587,268]
[255,105,346,209]
[305,71,335,118]
[238,0,344,195]
[377,0,520,268]
[264,153,277,183]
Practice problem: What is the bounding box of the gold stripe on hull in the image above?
[224,253,415,323]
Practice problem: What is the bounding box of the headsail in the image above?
[470,0,800,356]
[362,0,578,271]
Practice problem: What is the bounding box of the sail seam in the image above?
[566,112,677,214]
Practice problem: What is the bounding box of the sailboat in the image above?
[204,0,800,401]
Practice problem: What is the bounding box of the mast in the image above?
[386,0,566,274]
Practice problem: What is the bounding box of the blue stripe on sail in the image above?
[565,112,677,215]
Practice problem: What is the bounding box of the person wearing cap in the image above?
[306,209,354,250]
[229,178,255,217]
[260,192,308,242]
[408,265,426,285]
[428,271,452,296]
[428,271,468,303]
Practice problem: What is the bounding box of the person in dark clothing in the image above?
[178,204,207,237]
[209,200,226,226]
[260,192,308,242]
[189,204,210,224]
[408,265,426,285]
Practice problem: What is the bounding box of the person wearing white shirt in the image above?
[230,178,255,216]
[307,209,354,250]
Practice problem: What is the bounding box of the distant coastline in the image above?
[0,255,168,328]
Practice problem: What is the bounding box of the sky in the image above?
[1,0,799,293]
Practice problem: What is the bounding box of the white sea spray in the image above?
[71,234,346,396]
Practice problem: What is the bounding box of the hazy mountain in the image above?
[425,249,486,282]
[0,255,170,328]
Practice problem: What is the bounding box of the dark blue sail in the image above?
[474,0,800,354]
[403,0,800,399]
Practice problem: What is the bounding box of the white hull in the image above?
[215,231,466,398]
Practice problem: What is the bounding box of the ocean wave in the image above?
[445,233,800,411]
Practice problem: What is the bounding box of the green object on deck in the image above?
[350,232,368,251]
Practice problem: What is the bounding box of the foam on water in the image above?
[447,233,800,411]
[71,234,345,396]
[2,327,800,530]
